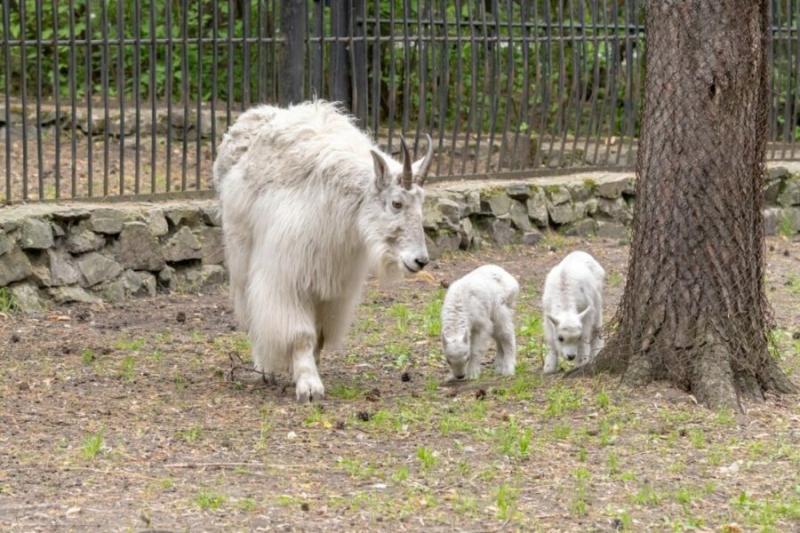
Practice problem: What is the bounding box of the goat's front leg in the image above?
[293,334,325,402]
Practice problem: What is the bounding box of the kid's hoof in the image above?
[295,375,325,402]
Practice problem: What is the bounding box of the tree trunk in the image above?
[584,0,796,410]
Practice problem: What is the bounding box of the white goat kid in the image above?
[441,265,519,380]
[542,251,605,374]
[213,101,434,402]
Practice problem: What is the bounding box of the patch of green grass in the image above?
[607,271,624,288]
[552,423,572,440]
[386,343,411,368]
[303,405,332,428]
[607,451,620,475]
[81,431,105,460]
[495,483,518,520]
[787,275,800,296]
[328,383,363,400]
[0,288,17,313]
[596,389,611,410]
[195,490,227,511]
[81,349,96,365]
[159,478,174,490]
[423,290,444,337]
[688,428,706,449]
[631,484,661,506]
[438,413,477,435]
[177,426,202,443]
[495,420,533,459]
[389,303,412,334]
[541,231,568,251]
[113,337,145,352]
[453,494,479,516]
[416,447,437,471]
[544,384,582,417]
[732,491,800,529]
[571,467,591,516]
[236,497,257,512]
[517,313,545,359]
[392,465,409,482]
[119,355,136,382]
[337,457,376,479]
[778,213,796,238]
[715,408,736,427]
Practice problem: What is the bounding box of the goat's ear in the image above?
[370,150,392,191]
[577,306,591,320]
[546,314,559,328]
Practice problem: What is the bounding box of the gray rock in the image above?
[777,179,800,207]
[779,207,800,234]
[505,184,531,201]
[489,218,515,246]
[423,196,445,230]
[459,218,475,249]
[545,185,571,205]
[596,176,635,199]
[548,202,578,225]
[426,231,461,260]
[464,190,481,215]
[95,278,126,303]
[768,166,790,181]
[480,191,511,217]
[90,208,127,234]
[0,246,33,285]
[76,252,123,287]
[202,205,222,227]
[763,207,782,236]
[48,249,82,286]
[51,208,91,222]
[596,221,630,240]
[19,218,54,250]
[163,226,203,263]
[437,198,462,229]
[165,206,203,227]
[9,282,45,313]
[568,182,594,202]
[764,178,784,204]
[50,222,65,238]
[66,222,105,253]
[145,209,169,237]
[199,226,225,265]
[0,233,13,256]
[158,265,177,291]
[117,222,165,271]
[509,200,531,231]
[48,286,101,304]
[522,230,543,246]
[526,188,549,227]
[563,219,597,237]
[177,264,227,291]
[122,270,157,297]
[597,197,632,222]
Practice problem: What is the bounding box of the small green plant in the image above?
[545,384,582,417]
[392,465,409,482]
[81,431,105,460]
[541,231,568,251]
[423,290,444,337]
[416,447,437,471]
[195,490,226,511]
[631,484,661,506]
[81,349,96,365]
[328,383,362,400]
[177,426,202,443]
[495,483,518,520]
[119,355,136,382]
[337,457,376,479]
[688,428,706,449]
[607,451,620,475]
[572,467,591,516]
[387,343,411,368]
[778,213,796,238]
[0,288,17,313]
[389,303,411,333]
[607,271,624,288]
[495,420,533,459]
[596,389,610,410]
[236,497,257,512]
[787,275,800,296]
[113,337,145,352]
[552,423,572,440]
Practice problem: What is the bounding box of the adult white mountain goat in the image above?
[213,101,433,402]
[542,251,605,374]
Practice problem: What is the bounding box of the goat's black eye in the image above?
[558,336,564,342]
[391,200,403,210]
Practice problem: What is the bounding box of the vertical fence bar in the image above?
[149,0,157,194]
[586,0,603,163]
[793,0,800,159]
[243,0,251,108]
[196,0,204,190]
[19,0,28,199]
[211,0,218,163]
[165,1,173,192]
[434,0,449,176]
[414,0,428,151]
[401,0,411,137]
[311,0,324,98]
[460,0,477,175]
[498,0,515,171]
[84,0,92,197]
[2,0,10,202]
[101,0,110,196]
[227,0,234,124]
[68,0,77,197]
[117,0,126,195]
[51,0,61,198]
[280,0,307,105]
[134,0,142,194]
[448,0,465,176]
[602,0,620,166]
[182,0,189,190]
[370,0,381,137]
[387,0,397,150]
[34,0,43,199]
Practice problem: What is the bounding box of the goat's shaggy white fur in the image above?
[213,100,432,401]
[542,251,605,374]
[441,265,519,380]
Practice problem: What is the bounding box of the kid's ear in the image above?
[370,150,392,191]
[547,314,559,328]
[577,306,591,320]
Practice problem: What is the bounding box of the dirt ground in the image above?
[1,235,800,532]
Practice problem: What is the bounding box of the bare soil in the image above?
[1,236,800,532]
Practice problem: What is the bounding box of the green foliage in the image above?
[195,490,227,511]
[0,288,16,313]
[81,431,105,460]
[416,446,437,471]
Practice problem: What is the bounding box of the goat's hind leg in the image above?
[492,306,517,376]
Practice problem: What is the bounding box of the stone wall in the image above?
[1,168,798,311]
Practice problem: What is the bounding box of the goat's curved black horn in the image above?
[400,136,413,190]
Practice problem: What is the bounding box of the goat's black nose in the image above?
[415,256,429,269]
[455,374,465,380]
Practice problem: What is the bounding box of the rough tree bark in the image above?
[579,0,796,410]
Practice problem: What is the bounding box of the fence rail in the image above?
[0,0,799,204]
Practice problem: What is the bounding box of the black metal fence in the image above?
[0,1,799,204]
